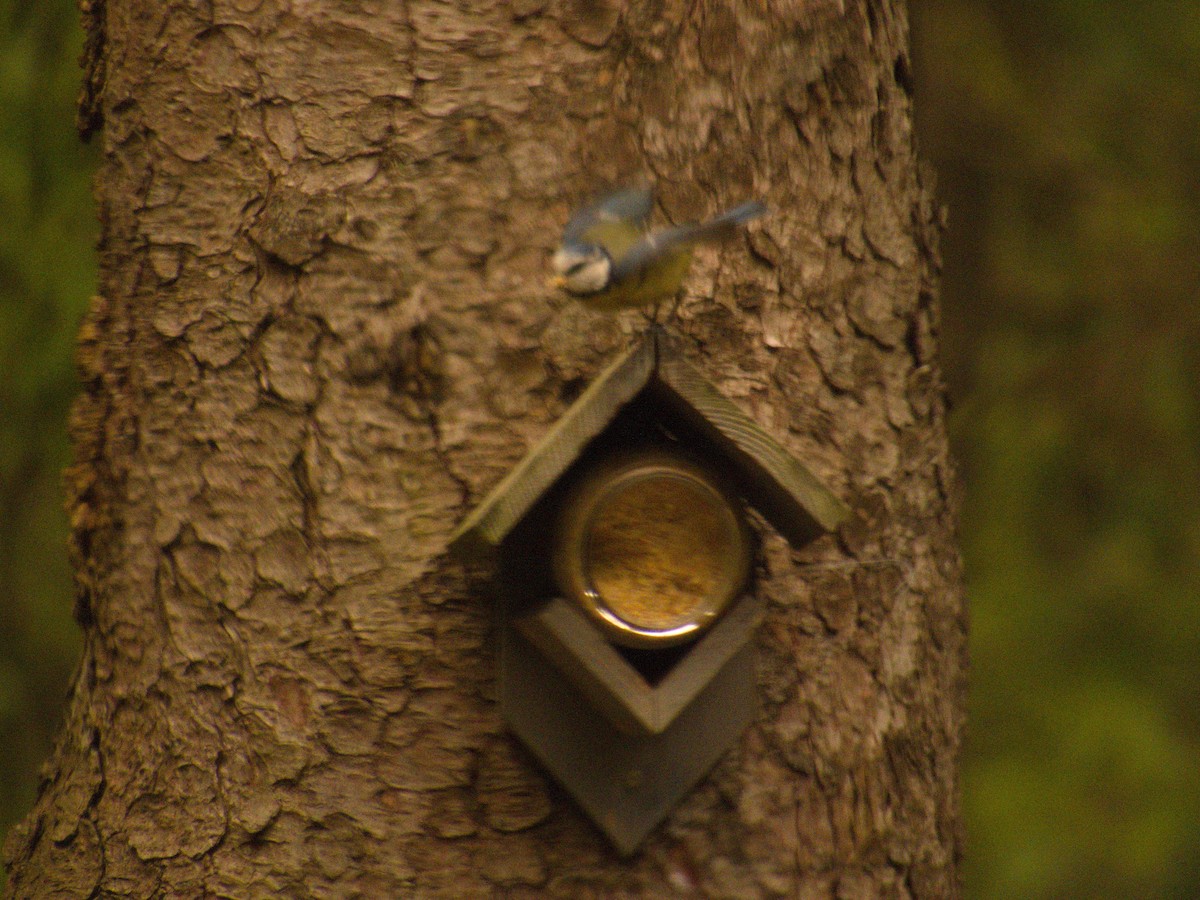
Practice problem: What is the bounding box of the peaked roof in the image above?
[450,330,848,560]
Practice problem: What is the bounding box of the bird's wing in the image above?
[607,225,696,283]
[578,218,646,261]
[607,202,766,283]
[562,187,654,244]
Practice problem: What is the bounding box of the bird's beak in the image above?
[547,274,567,290]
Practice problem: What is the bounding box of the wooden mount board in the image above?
[451,329,851,855]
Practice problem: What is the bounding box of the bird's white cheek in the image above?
[571,266,607,294]
[551,248,573,275]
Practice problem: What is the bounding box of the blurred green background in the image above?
[913,1,1200,896]
[0,0,95,867]
[1,1,1197,896]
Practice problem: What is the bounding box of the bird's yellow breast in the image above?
[578,221,693,312]
[581,247,693,312]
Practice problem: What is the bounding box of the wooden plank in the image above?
[514,593,762,735]
[652,339,850,546]
[653,594,763,721]
[514,597,653,735]
[449,335,656,560]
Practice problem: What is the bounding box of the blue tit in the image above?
[549,187,767,313]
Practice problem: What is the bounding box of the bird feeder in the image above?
[451,331,848,854]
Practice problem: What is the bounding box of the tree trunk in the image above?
[4,0,963,896]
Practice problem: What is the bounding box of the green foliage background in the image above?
[913,2,1200,896]
[1,2,1196,896]
[0,0,93,860]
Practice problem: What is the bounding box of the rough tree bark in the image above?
[4,0,963,896]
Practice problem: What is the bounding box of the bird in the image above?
[549,187,767,315]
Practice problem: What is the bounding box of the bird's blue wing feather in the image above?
[562,187,654,244]
[607,201,767,283]
[607,226,693,283]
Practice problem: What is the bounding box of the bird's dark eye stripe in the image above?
[566,261,588,275]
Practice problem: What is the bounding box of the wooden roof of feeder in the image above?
[450,330,849,560]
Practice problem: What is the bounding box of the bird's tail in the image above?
[688,200,768,241]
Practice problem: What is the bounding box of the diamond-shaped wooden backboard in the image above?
[501,608,759,855]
